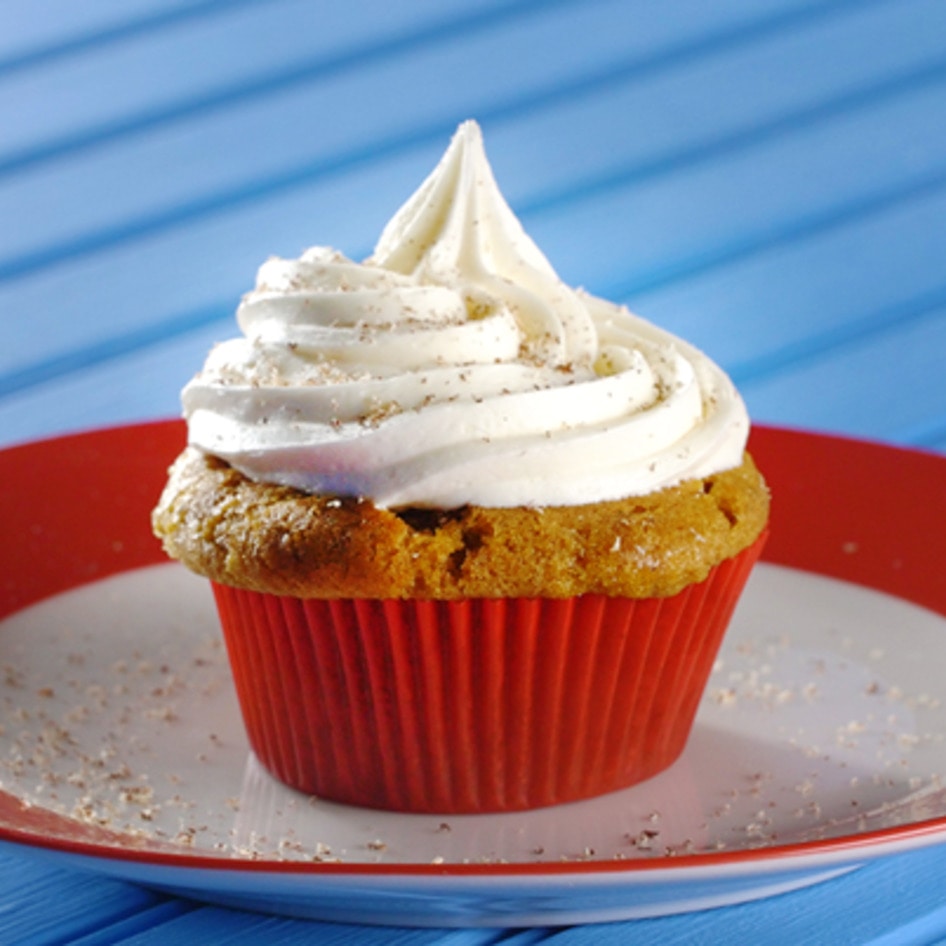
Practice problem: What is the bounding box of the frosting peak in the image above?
[183,120,749,509]
[368,120,597,369]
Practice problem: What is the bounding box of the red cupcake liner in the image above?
[211,532,767,813]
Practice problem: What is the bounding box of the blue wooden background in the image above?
[2,0,946,942]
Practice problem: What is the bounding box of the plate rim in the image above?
[2,419,946,883]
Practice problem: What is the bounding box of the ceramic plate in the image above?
[1,421,945,927]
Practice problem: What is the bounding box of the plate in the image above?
[1,421,945,927]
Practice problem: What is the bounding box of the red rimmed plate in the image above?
[1,421,945,927]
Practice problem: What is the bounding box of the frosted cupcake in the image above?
[153,120,769,813]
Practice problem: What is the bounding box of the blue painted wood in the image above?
[66,901,501,946]
[0,850,176,945]
[2,0,859,274]
[2,0,943,442]
[634,181,946,417]
[739,300,946,447]
[0,0,831,170]
[0,0,242,66]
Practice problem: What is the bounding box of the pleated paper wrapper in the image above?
[211,533,766,813]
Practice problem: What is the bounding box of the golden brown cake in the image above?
[154,447,768,600]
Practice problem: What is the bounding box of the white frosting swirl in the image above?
[183,120,748,509]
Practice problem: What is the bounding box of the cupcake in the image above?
[153,120,769,813]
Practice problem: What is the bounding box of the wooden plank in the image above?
[632,179,946,372]
[1,0,857,264]
[0,849,173,944]
[2,2,943,380]
[739,301,946,446]
[0,0,232,63]
[0,0,552,161]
